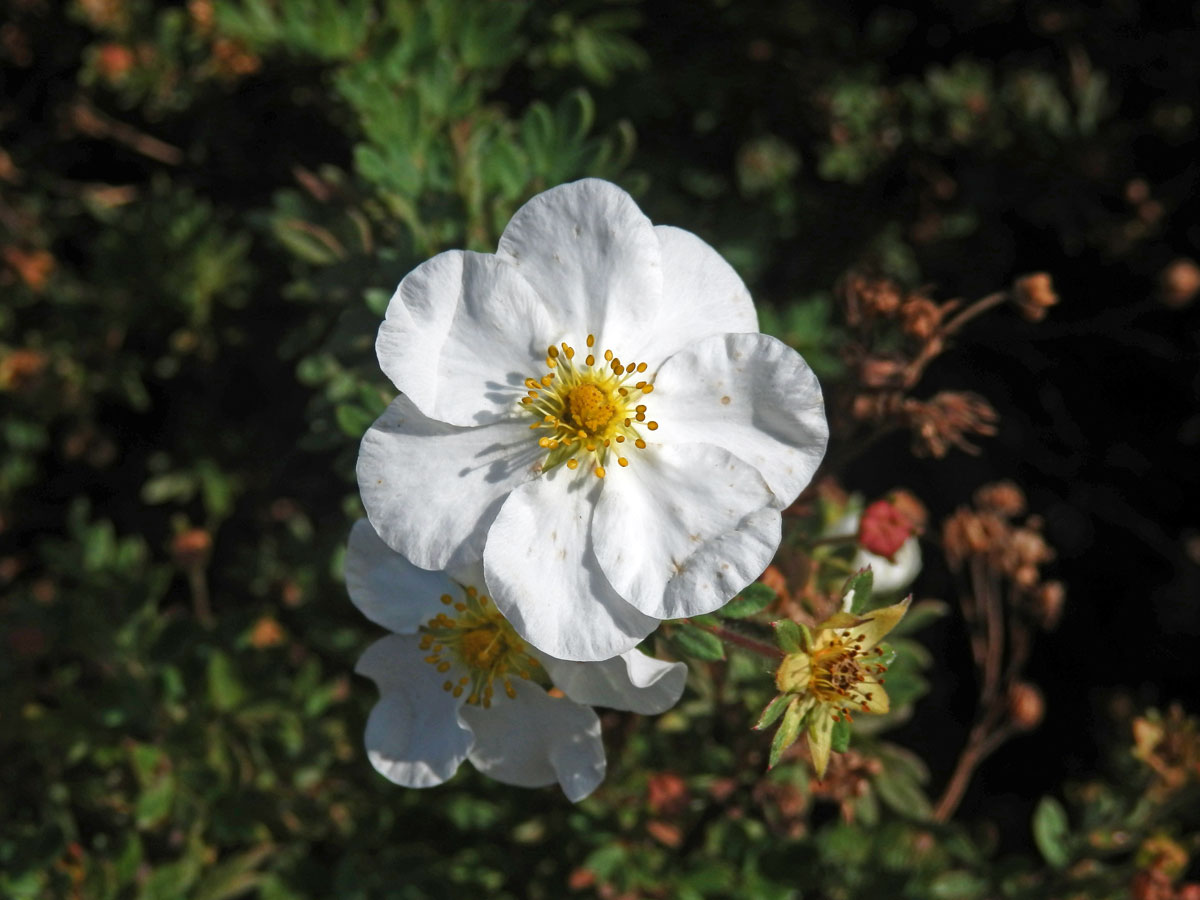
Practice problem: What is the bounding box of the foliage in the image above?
[3,1,1198,898]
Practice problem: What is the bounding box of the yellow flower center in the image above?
[419,586,544,708]
[520,334,658,478]
[566,383,617,433]
[781,628,889,723]
[812,632,888,721]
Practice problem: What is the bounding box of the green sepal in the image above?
[841,567,874,614]
[830,717,852,753]
[768,698,805,769]
[721,582,777,618]
[772,619,811,654]
[755,694,790,731]
[668,624,725,662]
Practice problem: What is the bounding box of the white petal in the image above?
[496,179,663,352]
[537,648,687,715]
[346,519,460,634]
[376,250,561,426]
[855,537,922,595]
[355,635,473,789]
[649,332,828,508]
[592,443,780,619]
[622,225,759,370]
[357,394,540,571]
[461,685,605,802]
[483,466,659,662]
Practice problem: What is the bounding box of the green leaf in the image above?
[1032,796,1071,868]
[134,772,176,830]
[768,698,804,769]
[772,619,809,654]
[830,717,851,753]
[841,567,874,613]
[890,599,949,636]
[755,694,790,731]
[720,582,777,618]
[669,624,725,661]
[928,871,988,899]
[873,767,933,821]
[206,651,246,712]
[192,845,273,900]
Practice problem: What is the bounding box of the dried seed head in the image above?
[899,295,943,341]
[1007,681,1045,731]
[1012,272,1058,322]
[1160,258,1200,309]
[973,481,1027,518]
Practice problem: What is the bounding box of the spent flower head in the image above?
[358,179,828,661]
[759,580,910,779]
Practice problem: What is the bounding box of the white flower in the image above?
[358,178,828,661]
[347,520,687,802]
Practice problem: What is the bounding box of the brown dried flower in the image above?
[898,295,943,341]
[1160,258,1200,310]
[973,481,1027,518]
[1012,272,1058,322]
[839,272,903,326]
[171,528,212,570]
[908,391,999,457]
[1007,682,1045,731]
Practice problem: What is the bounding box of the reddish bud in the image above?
[858,499,912,560]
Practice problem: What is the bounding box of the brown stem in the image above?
[188,566,214,628]
[686,620,783,659]
[932,718,1015,822]
[68,99,184,165]
[902,291,1008,388]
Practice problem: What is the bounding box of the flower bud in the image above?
[858,499,913,560]
[1007,682,1044,731]
[1160,258,1200,309]
[1034,580,1065,630]
[1012,273,1058,322]
[171,528,212,570]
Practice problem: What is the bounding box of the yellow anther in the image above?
[642,384,653,393]
[586,334,595,347]
[594,466,606,478]
[454,602,467,611]
[635,438,646,449]
[585,354,595,366]
[635,405,647,413]
[565,346,575,359]
[567,458,579,470]
[452,686,463,697]
[541,374,554,386]
[443,681,453,691]
[440,594,453,605]
[616,435,625,443]
[547,345,559,358]
[636,362,647,373]
[618,457,628,467]
[647,421,659,431]
[604,349,613,361]
[437,661,451,672]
